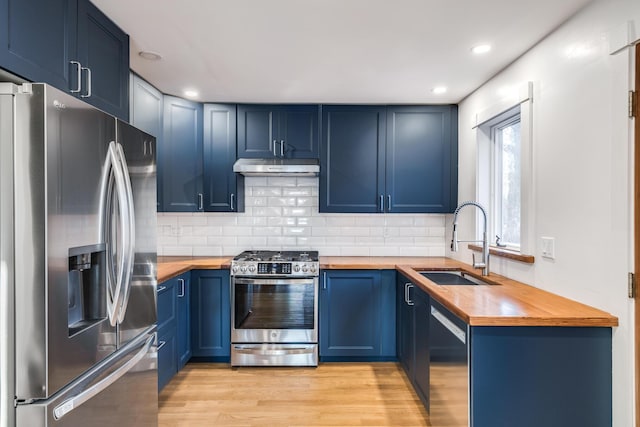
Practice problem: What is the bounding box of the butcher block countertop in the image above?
[157,255,618,328]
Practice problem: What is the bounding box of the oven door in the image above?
[231,277,318,343]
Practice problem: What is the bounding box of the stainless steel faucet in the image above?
[450,201,489,276]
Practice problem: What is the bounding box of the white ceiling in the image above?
[92,0,594,104]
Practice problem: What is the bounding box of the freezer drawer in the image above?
[16,331,158,427]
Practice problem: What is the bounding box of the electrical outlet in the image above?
[541,237,555,259]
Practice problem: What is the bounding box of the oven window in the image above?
[234,283,315,330]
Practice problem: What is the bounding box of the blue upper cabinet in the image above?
[320,106,386,213]
[0,0,78,90]
[237,104,319,159]
[76,0,129,120]
[0,0,130,120]
[129,74,163,209]
[386,106,458,213]
[161,96,203,212]
[320,105,458,213]
[203,104,244,212]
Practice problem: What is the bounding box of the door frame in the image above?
[635,41,640,427]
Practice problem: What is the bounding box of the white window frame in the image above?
[475,82,533,255]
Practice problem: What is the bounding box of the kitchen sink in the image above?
[420,271,492,286]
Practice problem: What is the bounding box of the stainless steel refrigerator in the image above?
[0,83,158,426]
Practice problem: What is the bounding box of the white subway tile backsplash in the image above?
[282,207,311,217]
[158,177,447,256]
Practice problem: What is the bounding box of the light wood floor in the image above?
[158,362,433,426]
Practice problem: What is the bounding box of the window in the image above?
[491,114,521,248]
[475,81,532,257]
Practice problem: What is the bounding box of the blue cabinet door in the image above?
[385,106,458,213]
[320,270,395,359]
[190,270,231,359]
[320,106,386,213]
[396,277,414,377]
[396,274,429,408]
[237,105,276,158]
[76,0,129,120]
[412,286,430,409]
[176,273,191,369]
[161,96,203,212]
[237,104,319,159]
[0,0,78,90]
[278,105,319,158]
[203,104,244,212]
[129,74,163,210]
[157,279,177,391]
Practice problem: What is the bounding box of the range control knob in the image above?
[248,264,256,273]
[240,265,247,273]
[302,264,309,273]
[310,264,317,273]
[294,264,301,272]
[232,264,239,273]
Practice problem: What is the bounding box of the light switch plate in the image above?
[541,237,555,259]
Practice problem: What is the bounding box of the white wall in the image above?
[452,1,639,425]
[158,176,447,257]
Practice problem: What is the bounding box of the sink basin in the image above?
[420,271,491,286]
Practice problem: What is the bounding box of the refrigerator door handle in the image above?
[102,142,131,326]
[52,334,154,420]
[114,142,136,323]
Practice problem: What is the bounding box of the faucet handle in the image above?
[472,253,486,269]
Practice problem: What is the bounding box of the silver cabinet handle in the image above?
[198,193,203,210]
[156,285,167,293]
[272,139,277,157]
[280,139,285,157]
[178,278,185,297]
[157,340,167,350]
[70,61,82,93]
[323,272,327,290]
[80,67,92,98]
[379,195,384,212]
[404,282,414,306]
[387,195,392,212]
[230,193,235,211]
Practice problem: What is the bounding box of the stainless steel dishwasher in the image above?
[429,300,469,427]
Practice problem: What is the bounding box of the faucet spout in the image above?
[450,201,489,276]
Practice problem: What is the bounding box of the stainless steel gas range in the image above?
[230,251,319,366]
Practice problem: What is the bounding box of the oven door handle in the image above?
[233,278,316,286]
[233,345,316,356]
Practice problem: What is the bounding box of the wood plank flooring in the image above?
[158,362,433,426]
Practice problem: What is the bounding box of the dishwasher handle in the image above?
[431,305,466,344]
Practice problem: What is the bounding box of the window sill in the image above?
[467,244,535,264]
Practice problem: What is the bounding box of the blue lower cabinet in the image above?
[320,270,395,360]
[157,328,177,391]
[470,326,612,427]
[176,274,191,369]
[396,274,429,408]
[190,270,231,360]
[157,272,190,391]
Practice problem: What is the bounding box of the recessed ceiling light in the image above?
[432,86,447,94]
[471,44,492,55]
[184,90,199,98]
[138,50,162,61]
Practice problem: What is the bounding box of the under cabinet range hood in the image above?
[233,158,320,177]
